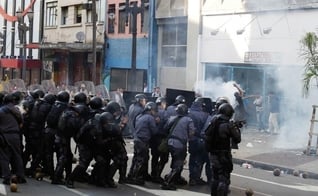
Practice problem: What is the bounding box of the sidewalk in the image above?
[232,129,318,180]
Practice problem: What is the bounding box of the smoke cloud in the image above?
[194,65,317,150]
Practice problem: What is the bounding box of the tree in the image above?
[300,32,318,97]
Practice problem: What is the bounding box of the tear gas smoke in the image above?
[195,66,317,150]
[194,77,237,105]
[273,66,317,149]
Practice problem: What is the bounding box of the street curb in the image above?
[233,157,318,180]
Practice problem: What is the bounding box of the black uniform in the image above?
[42,100,68,179]
[205,103,241,196]
[24,97,53,175]
[0,95,26,184]
[66,96,105,188]
[52,103,89,184]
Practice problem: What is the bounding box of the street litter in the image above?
[246,142,253,148]
[242,163,253,169]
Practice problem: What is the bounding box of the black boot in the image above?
[160,169,177,190]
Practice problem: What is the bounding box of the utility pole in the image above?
[92,0,97,84]
[125,0,145,92]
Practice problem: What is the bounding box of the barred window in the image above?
[75,5,83,24]
[45,1,57,27]
[161,23,187,67]
[118,3,126,34]
[61,6,68,25]
[108,4,115,34]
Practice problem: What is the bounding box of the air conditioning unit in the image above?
[83,3,92,10]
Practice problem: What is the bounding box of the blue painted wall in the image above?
[106,38,149,69]
[103,1,157,90]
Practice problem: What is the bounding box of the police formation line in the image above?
[0,90,242,196]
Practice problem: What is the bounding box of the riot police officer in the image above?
[150,97,168,183]
[205,103,241,196]
[0,93,26,184]
[22,89,45,171]
[52,92,89,184]
[187,97,209,186]
[166,95,186,119]
[66,96,105,188]
[161,104,195,190]
[127,102,158,185]
[127,94,147,138]
[25,93,56,176]
[42,91,69,180]
[104,101,129,185]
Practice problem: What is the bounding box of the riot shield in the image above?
[0,81,10,92]
[109,91,126,109]
[165,88,196,107]
[41,80,58,94]
[74,81,96,97]
[28,84,45,92]
[8,79,27,93]
[122,91,156,110]
[95,84,110,99]
[65,85,77,98]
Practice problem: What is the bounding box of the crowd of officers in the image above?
[0,89,241,196]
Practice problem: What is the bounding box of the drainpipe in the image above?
[147,0,155,91]
[92,0,97,84]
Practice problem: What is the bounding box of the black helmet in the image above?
[44,93,56,105]
[21,100,30,111]
[32,89,45,99]
[175,95,186,104]
[105,101,121,115]
[57,91,70,103]
[194,97,205,107]
[175,103,188,116]
[195,97,204,103]
[215,97,229,110]
[135,93,147,102]
[89,97,103,109]
[74,92,87,104]
[3,93,14,104]
[0,91,7,105]
[11,91,23,104]
[218,103,234,118]
[155,97,166,105]
[99,112,114,124]
[144,101,157,112]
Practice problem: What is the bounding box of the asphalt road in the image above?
[0,140,318,196]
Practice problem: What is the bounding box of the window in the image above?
[141,0,149,33]
[161,23,187,67]
[86,0,99,23]
[108,4,115,34]
[128,1,137,34]
[75,5,83,24]
[61,6,68,25]
[118,3,126,34]
[45,1,57,27]
[87,10,92,23]
[127,1,149,34]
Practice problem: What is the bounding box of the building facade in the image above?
[105,0,156,92]
[0,0,42,85]
[41,0,107,87]
[155,0,318,97]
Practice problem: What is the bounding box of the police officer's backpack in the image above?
[46,102,68,129]
[204,116,220,152]
[58,106,86,138]
[75,115,99,144]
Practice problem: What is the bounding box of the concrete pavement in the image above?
[232,128,318,180]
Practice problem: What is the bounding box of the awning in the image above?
[0,58,42,69]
